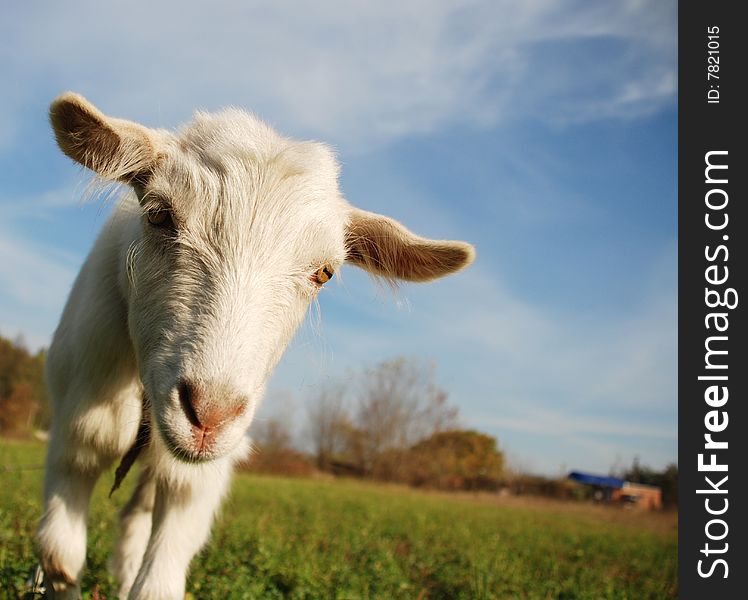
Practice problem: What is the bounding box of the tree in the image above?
[407,430,504,491]
[254,417,292,453]
[306,382,352,470]
[0,334,49,435]
[245,416,314,477]
[354,358,458,479]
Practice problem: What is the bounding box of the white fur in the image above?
[37,94,474,599]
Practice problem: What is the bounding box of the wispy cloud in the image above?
[2,0,675,153]
[0,224,77,349]
[0,228,77,311]
[0,185,87,221]
[0,185,96,348]
[476,408,676,441]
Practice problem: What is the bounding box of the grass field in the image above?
[0,440,677,599]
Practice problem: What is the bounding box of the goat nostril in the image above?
[177,380,202,429]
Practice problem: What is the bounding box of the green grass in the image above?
[1,440,677,599]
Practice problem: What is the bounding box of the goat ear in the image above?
[49,92,159,183]
[345,208,476,282]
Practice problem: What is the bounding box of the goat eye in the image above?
[147,209,173,228]
[313,264,334,285]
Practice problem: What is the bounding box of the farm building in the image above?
[568,471,663,510]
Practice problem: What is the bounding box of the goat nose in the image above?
[177,379,245,431]
[177,380,204,429]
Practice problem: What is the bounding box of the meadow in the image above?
[1,440,677,599]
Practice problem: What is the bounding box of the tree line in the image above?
[0,333,676,502]
[0,334,505,491]
[0,334,49,435]
[249,358,505,491]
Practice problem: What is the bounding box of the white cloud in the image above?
[0,185,87,222]
[476,408,676,441]
[0,185,100,349]
[0,225,78,351]
[1,0,675,153]
[0,229,77,311]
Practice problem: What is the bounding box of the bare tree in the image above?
[306,381,352,470]
[355,358,458,477]
[253,417,292,453]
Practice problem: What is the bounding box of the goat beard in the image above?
[109,396,151,497]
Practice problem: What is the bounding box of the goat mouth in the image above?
[165,436,215,463]
[155,418,218,464]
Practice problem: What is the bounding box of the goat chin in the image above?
[37,92,475,599]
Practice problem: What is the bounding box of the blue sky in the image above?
[0,0,676,475]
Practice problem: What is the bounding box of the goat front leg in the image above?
[128,462,232,600]
[36,454,101,600]
[112,468,156,599]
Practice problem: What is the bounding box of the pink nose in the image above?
[177,379,245,448]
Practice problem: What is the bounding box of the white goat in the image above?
[36,93,475,599]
